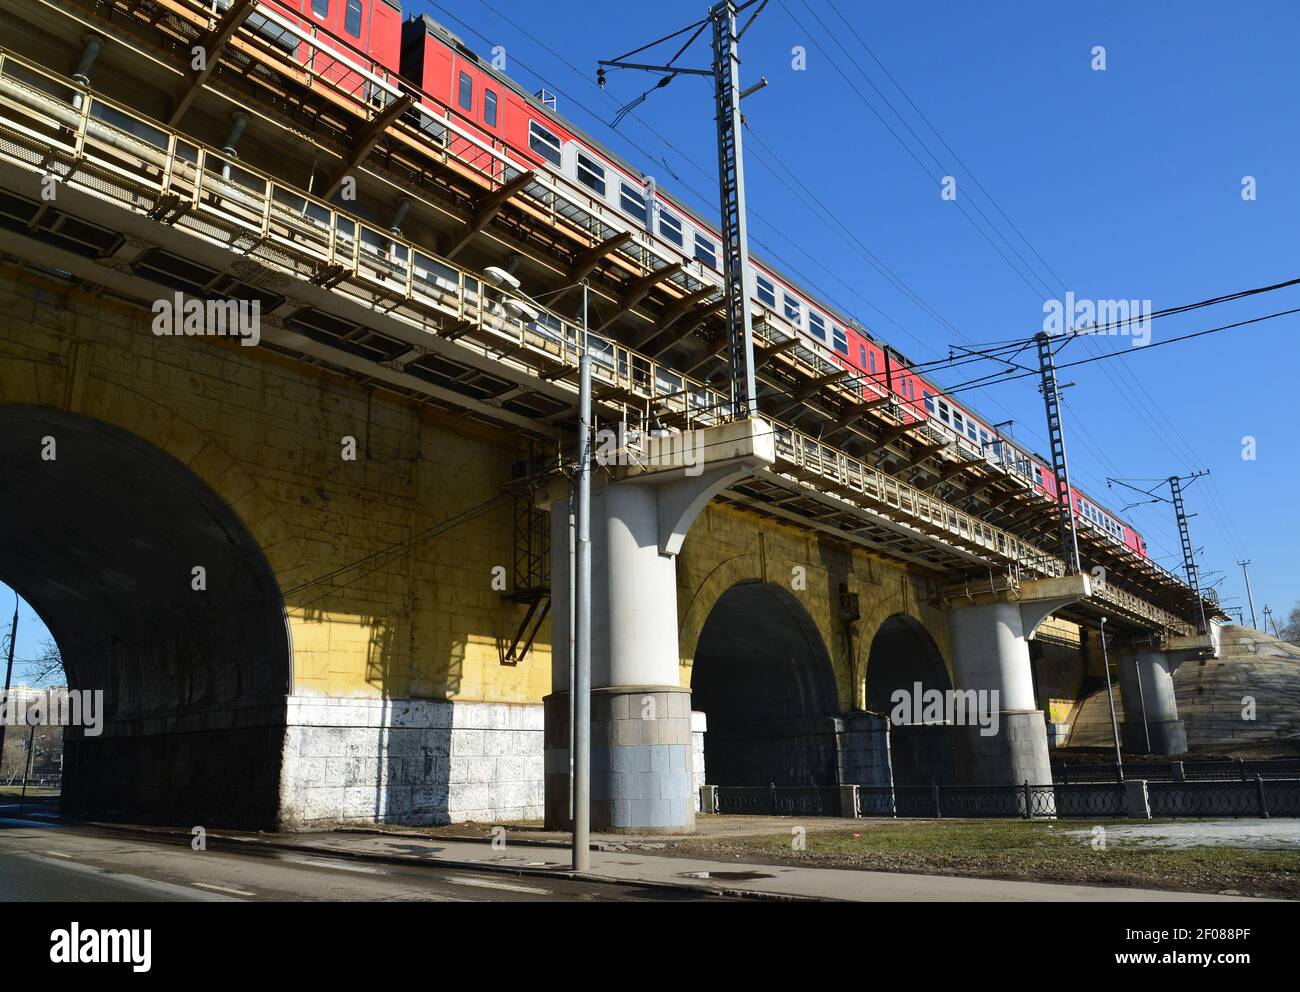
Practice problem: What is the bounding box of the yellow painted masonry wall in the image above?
[0,267,550,704]
[675,503,954,712]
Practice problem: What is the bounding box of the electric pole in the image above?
[1168,472,1210,633]
[1237,559,1257,630]
[0,594,16,770]
[599,0,769,420]
[1035,333,1081,572]
[1262,605,1279,639]
[1109,471,1212,633]
[1098,617,1124,774]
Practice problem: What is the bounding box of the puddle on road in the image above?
[677,870,774,882]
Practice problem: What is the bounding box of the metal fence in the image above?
[0,773,61,789]
[1053,758,1300,783]
[709,777,1300,820]
[714,785,843,818]
[860,783,1126,819]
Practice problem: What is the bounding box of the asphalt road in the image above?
[0,816,725,902]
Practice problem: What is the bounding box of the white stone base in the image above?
[279,696,543,829]
[691,710,707,812]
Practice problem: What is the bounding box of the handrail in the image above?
[0,44,1200,630]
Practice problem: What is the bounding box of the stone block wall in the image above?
[280,696,543,827]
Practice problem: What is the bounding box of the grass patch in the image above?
[0,785,59,797]
[668,820,1300,898]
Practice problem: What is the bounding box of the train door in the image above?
[447,58,495,178]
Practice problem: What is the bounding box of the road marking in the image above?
[44,851,73,858]
[278,854,388,875]
[192,882,256,897]
[443,875,551,895]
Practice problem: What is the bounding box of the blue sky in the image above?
[4,1,1296,654]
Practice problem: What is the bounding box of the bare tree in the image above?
[18,639,64,687]
[1282,604,1300,646]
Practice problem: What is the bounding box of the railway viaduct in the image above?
[0,0,1219,830]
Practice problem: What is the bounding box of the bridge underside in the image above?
[0,406,291,828]
[692,582,842,787]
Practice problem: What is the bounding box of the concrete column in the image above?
[1115,631,1215,756]
[544,419,774,833]
[1117,649,1188,755]
[947,575,1090,786]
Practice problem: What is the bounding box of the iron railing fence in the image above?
[714,785,843,818]
[1054,758,1300,783]
[0,773,62,789]
[1147,778,1300,818]
[710,778,1300,820]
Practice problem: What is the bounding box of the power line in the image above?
[799,1,1262,570]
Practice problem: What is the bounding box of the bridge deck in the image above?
[0,21,1209,637]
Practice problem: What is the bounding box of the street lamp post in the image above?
[1098,617,1124,780]
[573,281,592,872]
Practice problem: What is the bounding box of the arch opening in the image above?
[0,405,292,828]
[690,581,840,787]
[865,614,956,787]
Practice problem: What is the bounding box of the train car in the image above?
[387,12,1153,560]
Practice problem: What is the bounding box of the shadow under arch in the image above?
[691,581,840,786]
[0,404,292,828]
[865,613,956,787]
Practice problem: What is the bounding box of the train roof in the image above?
[404,13,895,354]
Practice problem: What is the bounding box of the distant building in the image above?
[0,685,66,781]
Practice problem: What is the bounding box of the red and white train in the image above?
[254,1,1149,560]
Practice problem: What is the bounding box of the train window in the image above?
[980,429,990,450]
[923,390,935,414]
[620,183,648,224]
[344,0,362,37]
[953,411,964,433]
[659,208,683,247]
[311,0,329,16]
[458,72,473,112]
[484,89,498,127]
[938,400,950,424]
[783,294,801,323]
[808,311,826,341]
[832,326,848,355]
[577,152,606,196]
[868,351,877,375]
[1034,466,1044,485]
[967,422,977,441]
[694,233,717,269]
[858,345,866,368]
[756,275,776,307]
[528,121,562,166]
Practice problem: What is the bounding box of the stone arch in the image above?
[865,612,957,786]
[0,404,294,827]
[690,580,841,786]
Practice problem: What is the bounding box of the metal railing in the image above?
[709,779,1300,819]
[0,42,1208,629]
[1055,758,1300,783]
[1147,778,1296,818]
[0,47,1101,585]
[713,784,844,818]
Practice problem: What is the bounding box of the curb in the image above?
[44,816,815,903]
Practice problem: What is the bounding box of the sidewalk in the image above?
[74,816,1264,902]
